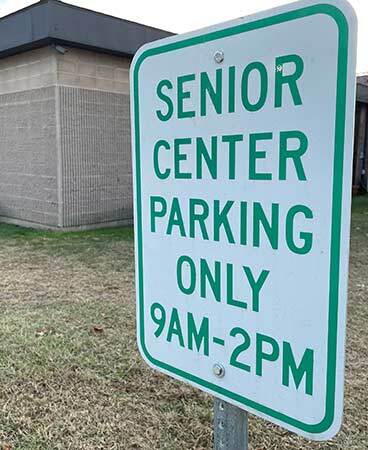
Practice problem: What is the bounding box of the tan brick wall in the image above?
[0,47,57,94]
[0,86,59,227]
[59,87,132,227]
[56,47,130,94]
[0,46,131,95]
[55,47,133,228]
[0,45,132,230]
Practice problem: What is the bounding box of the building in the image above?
[0,2,366,230]
[0,0,172,230]
[353,75,368,193]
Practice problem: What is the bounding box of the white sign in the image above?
[130,0,357,440]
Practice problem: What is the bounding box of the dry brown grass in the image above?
[0,197,367,449]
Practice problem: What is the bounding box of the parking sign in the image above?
[131,0,357,440]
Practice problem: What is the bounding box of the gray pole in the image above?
[214,398,249,450]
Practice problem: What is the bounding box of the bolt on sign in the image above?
[130,0,357,441]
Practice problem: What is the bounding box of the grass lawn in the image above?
[0,197,367,450]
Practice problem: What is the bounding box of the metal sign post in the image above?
[214,399,248,450]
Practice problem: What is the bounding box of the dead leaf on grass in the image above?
[35,327,53,337]
[2,443,13,450]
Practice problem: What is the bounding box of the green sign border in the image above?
[132,3,349,435]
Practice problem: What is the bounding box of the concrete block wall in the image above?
[56,47,132,228]
[56,47,130,94]
[0,47,57,94]
[0,45,133,230]
[0,48,59,227]
[59,87,132,227]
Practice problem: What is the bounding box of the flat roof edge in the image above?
[0,0,173,60]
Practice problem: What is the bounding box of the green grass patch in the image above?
[0,223,134,242]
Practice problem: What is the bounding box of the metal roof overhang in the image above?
[0,0,173,59]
